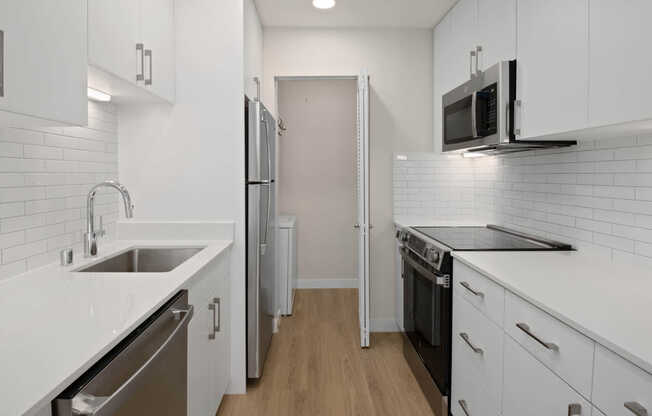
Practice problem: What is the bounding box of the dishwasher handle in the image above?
[71,305,194,416]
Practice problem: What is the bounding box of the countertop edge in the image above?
[451,252,652,376]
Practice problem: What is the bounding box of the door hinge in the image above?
[436,275,451,288]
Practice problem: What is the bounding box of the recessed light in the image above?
[87,87,112,102]
[312,0,335,9]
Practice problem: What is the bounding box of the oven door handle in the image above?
[400,247,448,286]
[471,91,478,138]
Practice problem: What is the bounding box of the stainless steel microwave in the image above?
[442,60,575,154]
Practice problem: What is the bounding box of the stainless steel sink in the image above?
[76,247,204,273]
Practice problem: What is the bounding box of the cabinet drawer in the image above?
[593,344,652,416]
[504,291,594,398]
[451,293,503,416]
[503,336,591,416]
[453,260,505,327]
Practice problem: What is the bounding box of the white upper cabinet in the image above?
[88,0,140,85]
[516,0,589,139]
[140,0,176,102]
[0,0,87,126]
[589,0,652,128]
[88,0,175,103]
[447,0,478,89]
[476,0,516,71]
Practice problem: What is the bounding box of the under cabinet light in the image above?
[87,87,112,102]
[461,152,486,158]
[312,0,336,9]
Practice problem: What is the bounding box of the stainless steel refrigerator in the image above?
[245,96,276,379]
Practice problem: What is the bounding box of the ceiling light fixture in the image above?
[312,0,336,9]
[87,87,112,102]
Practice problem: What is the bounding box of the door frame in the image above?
[273,74,371,348]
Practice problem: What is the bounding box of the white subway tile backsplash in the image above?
[0,101,118,280]
[394,135,652,262]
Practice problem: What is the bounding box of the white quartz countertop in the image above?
[393,216,487,228]
[0,238,232,416]
[452,250,652,375]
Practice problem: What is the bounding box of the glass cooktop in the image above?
[412,226,569,251]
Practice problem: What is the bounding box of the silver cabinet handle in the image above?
[208,302,217,340]
[460,281,484,298]
[0,30,4,97]
[144,49,152,85]
[514,99,522,136]
[459,399,471,416]
[136,43,145,81]
[568,403,582,415]
[475,45,482,75]
[469,50,476,79]
[459,332,483,355]
[625,402,649,416]
[213,297,221,332]
[516,322,559,351]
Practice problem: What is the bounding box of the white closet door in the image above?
[356,71,370,348]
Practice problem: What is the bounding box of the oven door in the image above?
[401,247,451,397]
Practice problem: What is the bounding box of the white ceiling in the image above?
[254,0,458,29]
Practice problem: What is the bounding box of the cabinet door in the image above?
[187,277,213,416]
[140,0,175,102]
[589,0,652,127]
[503,336,591,416]
[433,15,451,152]
[0,0,86,126]
[88,0,140,85]
[448,0,479,89]
[516,0,588,139]
[208,255,230,414]
[476,0,516,70]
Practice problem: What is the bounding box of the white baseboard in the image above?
[297,278,358,289]
[370,318,400,332]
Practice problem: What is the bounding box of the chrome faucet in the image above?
[84,180,134,257]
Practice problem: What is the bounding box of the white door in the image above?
[589,0,652,127]
[476,0,516,71]
[0,0,87,126]
[140,0,175,102]
[356,71,370,348]
[88,0,140,85]
[516,0,589,139]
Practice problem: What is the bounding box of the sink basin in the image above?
[76,247,205,273]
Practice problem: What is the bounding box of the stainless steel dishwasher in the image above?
[53,291,193,416]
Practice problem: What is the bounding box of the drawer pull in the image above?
[459,332,483,355]
[459,399,471,416]
[568,403,582,415]
[516,322,559,351]
[460,281,484,298]
[625,402,648,416]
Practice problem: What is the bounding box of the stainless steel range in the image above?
[396,225,572,416]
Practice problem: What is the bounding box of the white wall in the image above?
[118,0,248,394]
[244,0,263,100]
[0,101,119,280]
[277,79,358,287]
[264,28,433,326]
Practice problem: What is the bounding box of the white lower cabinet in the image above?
[187,250,231,416]
[451,294,503,416]
[503,335,591,416]
[592,344,652,416]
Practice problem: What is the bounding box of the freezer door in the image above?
[247,183,275,378]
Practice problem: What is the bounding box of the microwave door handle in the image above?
[471,91,478,138]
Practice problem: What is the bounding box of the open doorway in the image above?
[275,75,370,347]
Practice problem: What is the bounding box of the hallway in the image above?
[217,289,433,416]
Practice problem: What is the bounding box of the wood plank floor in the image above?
[217,289,433,416]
